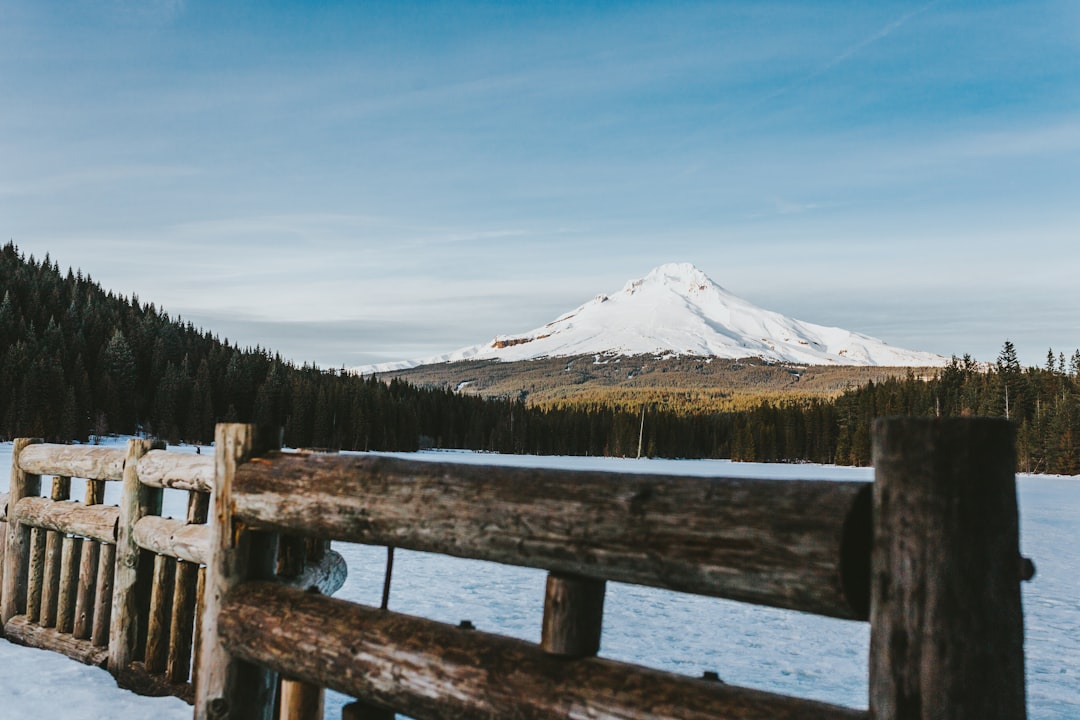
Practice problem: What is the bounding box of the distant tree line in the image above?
[2,243,1077,473]
[0,242,507,451]
[522,345,1080,474]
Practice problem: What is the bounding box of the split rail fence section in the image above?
[1,417,1031,720]
[197,417,1029,720]
[0,437,344,707]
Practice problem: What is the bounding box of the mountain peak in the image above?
[354,265,947,372]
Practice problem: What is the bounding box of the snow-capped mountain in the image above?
[357,263,948,372]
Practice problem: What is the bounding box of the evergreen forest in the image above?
[2,243,1077,474]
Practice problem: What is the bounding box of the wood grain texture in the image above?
[74,480,106,640]
[195,424,279,720]
[167,559,199,684]
[92,543,115,647]
[73,540,100,639]
[540,573,605,657]
[145,553,176,674]
[137,451,215,493]
[232,452,873,619]
[167,491,210,685]
[56,535,82,633]
[40,530,62,627]
[25,527,47,623]
[4,615,109,668]
[221,582,868,720]
[18,444,126,481]
[1,438,42,624]
[108,438,162,673]
[870,417,1026,720]
[12,497,119,544]
[279,677,324,720]
[133,516,210,565]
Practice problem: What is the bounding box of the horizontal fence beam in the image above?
[4,615,110,667]
[133,516,210,565]
[137,451,214,494]
[221,582,868,720]
[233,453,872,619]
[18,444,126,481]
[13,497,119,545]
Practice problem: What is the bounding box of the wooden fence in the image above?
[0,436,345,708]
[1,416,1032,720]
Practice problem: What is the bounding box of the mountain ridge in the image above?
[355,263,947,373]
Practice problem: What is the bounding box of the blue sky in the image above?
[2,1,1078,368]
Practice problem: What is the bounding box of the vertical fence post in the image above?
[167,490,210,684]
[109,438,162,674]
[39,476,71,628]
[277,536,329,720]
[74,479,106,639]
[870,417,1026,720]
[195,424,280,720]
[540,572,606,658]
[1,438,42,625]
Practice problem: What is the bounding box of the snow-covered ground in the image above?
[1,442,1077,719]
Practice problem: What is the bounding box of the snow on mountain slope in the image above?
[356,263,948,372]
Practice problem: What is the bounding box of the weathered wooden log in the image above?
[279,678,325,720]
[137,450,215,494]
[115,661,196,704]
[40,530,63,627]
[145,553,176,673]
[86,479,106,506]
[56,535,83,633]
[0,490,8,520]
[25,527,48,623]
[133,516,210,565]
[18,444,126,481]
[92,542,115,647]
[73,540,100,639]
[74,480,106,640]
[13,497,119,544]
[109,439,162,673]
[870,417,1026,720]
[167,559,199,684]
[195,424,281,720]
[4,615,110,668]
[1,438,42,624]
[167,491,210,685]
[541,572,606,658]
[192,565,206,689]
[222,582,867,720]
[233,453,873,619]
[51,475,72,500]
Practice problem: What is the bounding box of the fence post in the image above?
[195,424,280,720]
[109,438,163,674]
[1,438,42,626]
[870,417,1026,720]
[540,572,605,658]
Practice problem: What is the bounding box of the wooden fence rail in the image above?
[1,438,215,700]
[1,417,1031,720]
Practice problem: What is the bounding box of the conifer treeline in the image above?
[523,347,1080,474]
[2,243,1077,473]
[0,242,501,451]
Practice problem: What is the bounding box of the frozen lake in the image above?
[1,443,1077,719]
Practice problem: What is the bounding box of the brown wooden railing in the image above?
[0,437,344,707]
[1,417,1031,720]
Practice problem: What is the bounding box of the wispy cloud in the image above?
[757,1,941,106]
